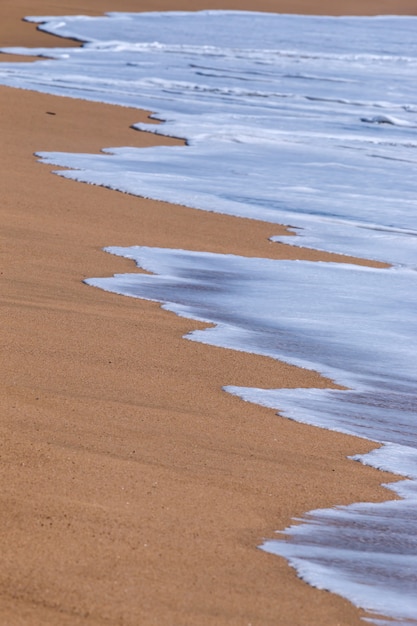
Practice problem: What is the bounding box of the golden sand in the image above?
[0,1,404,623]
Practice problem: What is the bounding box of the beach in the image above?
[1,1,413,624]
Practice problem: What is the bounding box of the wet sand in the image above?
[0,1,405,624]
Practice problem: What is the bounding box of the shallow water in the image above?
[89,245,417,624]
[1,11,417,622]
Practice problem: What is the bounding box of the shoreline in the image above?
[0,2,402,624]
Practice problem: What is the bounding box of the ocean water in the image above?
[1,11,417,624]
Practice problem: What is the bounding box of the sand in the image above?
[0,1,406,624]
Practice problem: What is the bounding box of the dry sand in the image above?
[0,1,407,624]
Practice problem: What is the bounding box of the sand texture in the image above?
[0,1,404,624]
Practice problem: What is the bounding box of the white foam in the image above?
[0,15,417,266]
[1,14,416,265]
[86,245,417,622]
